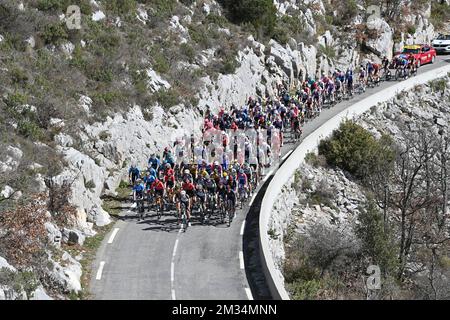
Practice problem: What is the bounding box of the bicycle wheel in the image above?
[158,199,163,220]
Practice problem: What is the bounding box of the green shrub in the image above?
[4,92,28,110]
[148,0,177,18]
[0,33,27,52]
[287,279,323,300]
[205,14,230,28]
[17,120,45,141]
[105,0,137,16]
[150,49,170,74]
[153,89,180,109]
[180,43,196,63]
[318,44,336,59]
[99,130,111,141]
[219,0,277,39]
[188,24,212,48]
[86,63,114,82]
[92,90,126,106]
[430,78,447,93]
[84,179,96,190]
[9,67,29,86]
[37,0,66,11]
[355,199,398,275]
[430,3,450,31]
[318,120,395,180]
[41,22,68,45]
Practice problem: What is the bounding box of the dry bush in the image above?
[0,194,48,267]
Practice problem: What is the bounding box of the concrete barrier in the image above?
[258,63,450,300]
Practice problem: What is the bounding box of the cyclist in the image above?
[151,178,165,210]
[408,55,417,75]
[148,154,160,171]
[129,165,140,185]
[164,164,176,203]
[225,184,237,219]
[182,178,196,219]
[176,190,190,225]
[237,169,249,200]
[133,179,145,217]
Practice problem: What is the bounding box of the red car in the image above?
[394,44,436,67]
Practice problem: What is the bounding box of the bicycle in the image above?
[197,196,207,224]
[238,185,247,209]
[218,196,227,224]
[225,199,235,227]
[155,193,164,220]
[136,194,145,221]
[180,202,188,232]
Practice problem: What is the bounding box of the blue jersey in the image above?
[133,184,145,193]
[129,167,140,176]
[148,157,160,169]
[143,175,156,188]
[148,167,157,178]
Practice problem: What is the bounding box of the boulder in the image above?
[87,206,111,227]
[50,252,82,294]
[0,186,14,199]
[62,228,85,246]
[30,286,53,300]
[92,10,105,22]
[0,256,16,272]
[45,222,62,247]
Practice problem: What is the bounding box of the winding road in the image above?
[89,56,450,300]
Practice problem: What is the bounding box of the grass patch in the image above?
[65,220,117,300]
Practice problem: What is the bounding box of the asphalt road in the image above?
[89,56,450,300]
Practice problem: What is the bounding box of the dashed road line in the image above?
[239,251,245,270]
[96,261,105,280]
[240,221,246,236]
[245,288,254,300]
[107,228,120,244]
[170,228,183,300]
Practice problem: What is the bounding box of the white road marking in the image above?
[282,150,293,161]
[248,193,257,207]
[170,229,183,300]
[239,251,245,269]
[107,228,120,244]
[171,262,175,282]
[96,261,105,280]
[240,221,246,236]
[262,169,275,183]
[172,239,179,258]
[131,203,137,209]
[245,288,254,300]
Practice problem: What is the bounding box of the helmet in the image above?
[239,169,244,174]
[214,161,219,166]
[223,172,228,177]
[180,190,187,196]
[184,169,190,174]
[165,163,171,168]
[202,170,208,177]
[196,184,203,190]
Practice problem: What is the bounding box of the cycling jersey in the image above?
[133,184,145,198]
[148,157,160,169]
[152,180,165,191]
[237,173,248,186]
